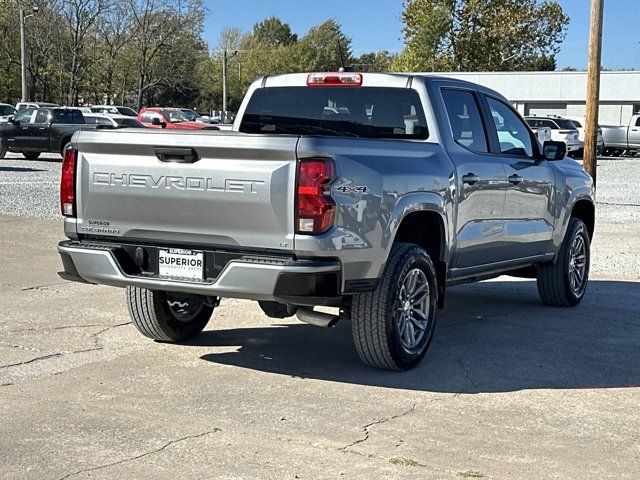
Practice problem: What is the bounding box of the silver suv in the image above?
[58,73,595,370]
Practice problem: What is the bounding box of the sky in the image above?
[203,0,640,71]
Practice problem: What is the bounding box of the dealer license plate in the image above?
[158,249,204,280]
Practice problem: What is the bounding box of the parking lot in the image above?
[1,152,639,479]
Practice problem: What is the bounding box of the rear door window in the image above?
[240,87,428,139]
[441,89,488,153]
[52,110,85,124]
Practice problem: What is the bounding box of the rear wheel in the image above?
[23,151,40,160]
[125,287,214,341]
[536,218,590,307]
[351,243,438,371]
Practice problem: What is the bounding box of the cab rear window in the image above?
[240,87,428,139]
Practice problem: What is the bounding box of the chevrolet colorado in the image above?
[57,72,595,371]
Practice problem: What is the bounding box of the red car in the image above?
[138,107,217,130]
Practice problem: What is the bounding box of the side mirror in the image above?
[9,116,18,125]
[542,141,566,161]
[151,117,167,128]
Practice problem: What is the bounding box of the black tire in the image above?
[0,139,6,159]
[536,218,590,307]
[22,151,40,160]
[125,287,213,341]
[258,301,293,319]
[351,243,438,371]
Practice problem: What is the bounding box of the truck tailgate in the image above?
[73,130,298,251]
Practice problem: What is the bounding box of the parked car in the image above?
[0,107,89,159]
[90,105,138,117]
[84,114,145,129]
[179,108,217,124]
[528,125,552,144]
[210,110,234,124]
[525,116,581,154]
[600,114,640,156]
[15,101,58,112]
[563,116,604,155]
[0,103,17,123]
[58,72,595,371]
[138,107,218,130]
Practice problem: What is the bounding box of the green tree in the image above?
[252,17,297,46]
[394,0,569,72]
[354,51,395,72]
[299,19,353,71]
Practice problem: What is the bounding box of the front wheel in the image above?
[23,151,40,160]
[536,218,590,307]
[351,243,438,371]
[0,139,6,159]
[125,287,214,341]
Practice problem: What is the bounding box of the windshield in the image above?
[115,118,144,128]
[181,109,199,121]
[0,105,16,116]
[554,119,577,130]
[116,107,138,117]
[239,87,429,139]
[163,110,190,123]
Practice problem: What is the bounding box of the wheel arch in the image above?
[385,194,449,307]
[571,199,595,240]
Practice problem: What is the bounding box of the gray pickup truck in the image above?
[57,72,595,371]
[601,114,640,155]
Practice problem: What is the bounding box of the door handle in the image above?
[461,173,479,185]
[154,146,200,163]
[38,127,46,130]
[508,174,523,185]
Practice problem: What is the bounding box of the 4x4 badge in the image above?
[336,185,368,194]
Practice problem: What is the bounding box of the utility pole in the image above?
[222,49,227,112]
[583,0,604,186]
[19,6,38,103]
[20,9,27,102]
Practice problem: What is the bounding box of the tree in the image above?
[61,0,111,105]
[299,19,353,71]
[393,0,569,72]
[354,51,394,72]
[252,17,296,46]
[128,0,204,110]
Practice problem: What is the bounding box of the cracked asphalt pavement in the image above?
[1,154,639,479]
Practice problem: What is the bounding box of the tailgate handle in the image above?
[154,147,199,163]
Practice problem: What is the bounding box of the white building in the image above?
[438,71,640,126]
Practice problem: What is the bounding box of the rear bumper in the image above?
[58,241,343,306]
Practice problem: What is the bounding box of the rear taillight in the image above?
[307,72,362,86]
[60,146,77,217]
[296,159,336,234]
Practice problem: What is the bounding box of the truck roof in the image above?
[257,72,509,103]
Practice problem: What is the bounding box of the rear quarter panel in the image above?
[295,136,453,283]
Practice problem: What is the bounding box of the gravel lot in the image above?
[0,151,639,479]
[1,151,638,278]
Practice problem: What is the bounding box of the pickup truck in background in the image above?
[601,114,640,156]
[0,107,89,159]
[57,72,595,371]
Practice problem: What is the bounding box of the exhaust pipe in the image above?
[296,308,341,328]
